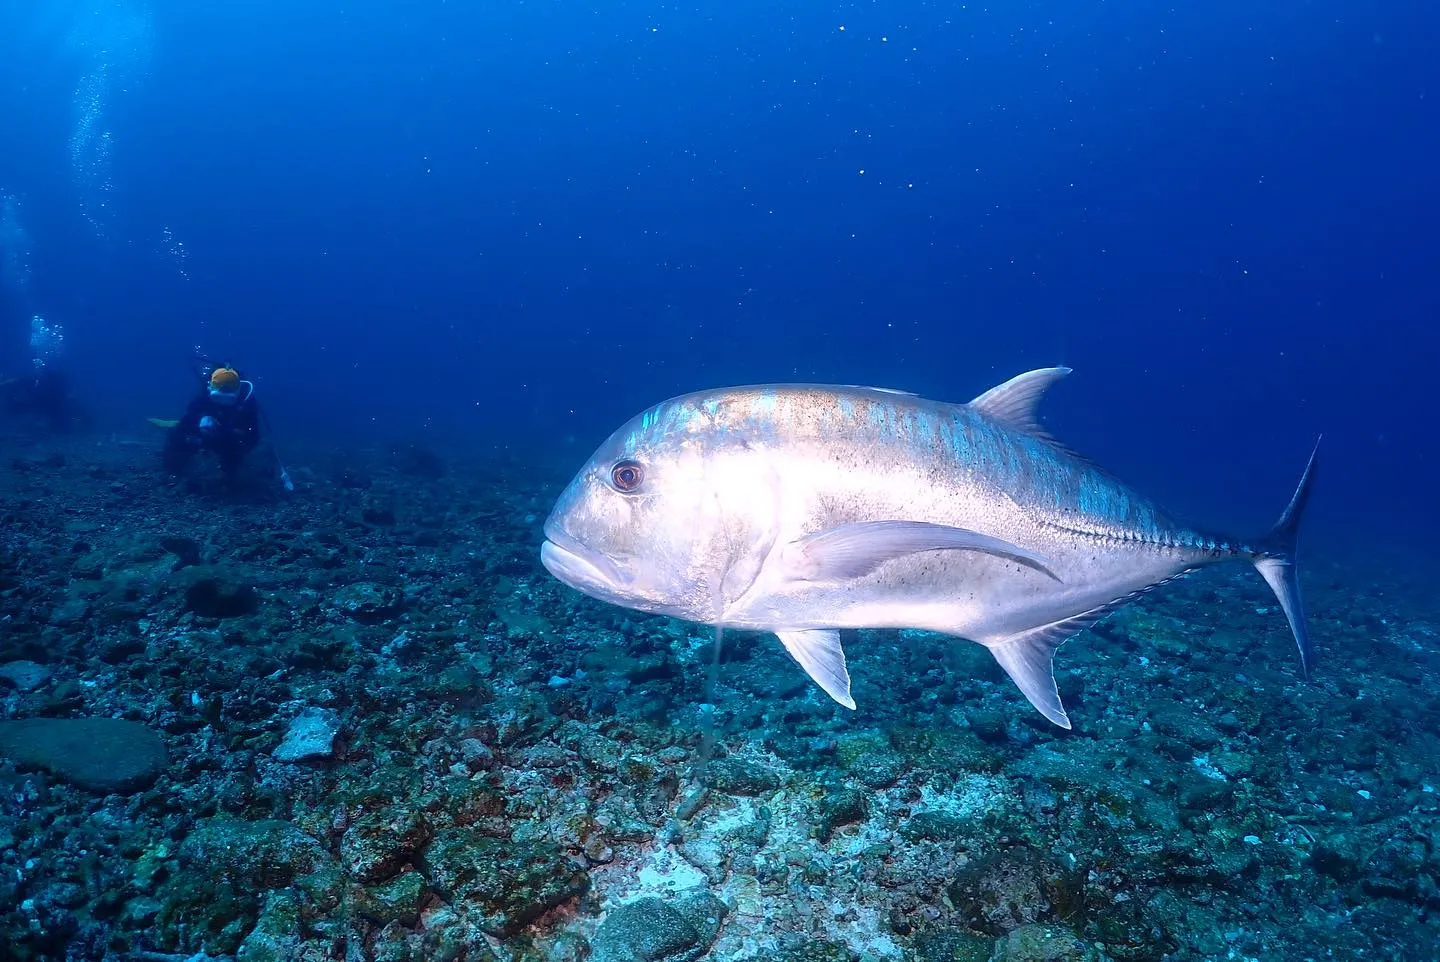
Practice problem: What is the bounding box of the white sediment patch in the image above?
[548,775,912,961]
[912,774,1012,819]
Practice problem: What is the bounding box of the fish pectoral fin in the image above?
[776,629,856,709]
[783,520,1058,582]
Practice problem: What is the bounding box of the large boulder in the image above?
[0,717,167,792]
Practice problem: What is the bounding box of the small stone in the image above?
[526,743,572,769]
[814,787,867,842]
[458,738,494,772]
[912,928,992,962]
[705,757,784,796]
[590,895,704,962]
[274,707,342,763]
[48,597,89,626]
[236,890,306,962]
[331,582,404,623]
[160,536,203,566]
[418,830,588,934]
[673,887,728,947]
[990,923,1099,961]
[178,565,260,618]
[98,636,146,664]
[0,660,51,692]
[37,679,83,714]
[181,818,338,896]
[967,710,1010,744]
[341,807,431,883]
[583,835,614,864]
[675,786,710,821]
[354,871,427,926]
[900,809,971,843]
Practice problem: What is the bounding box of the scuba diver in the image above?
[1,315,82,432]
[163,360,262,478]
[0,366,81,433]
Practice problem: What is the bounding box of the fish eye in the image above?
[610,459,645,492]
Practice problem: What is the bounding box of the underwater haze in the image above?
[0,1,1434,546]
[2,1,1440,960]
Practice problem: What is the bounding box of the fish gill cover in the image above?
[0,1,1437,960]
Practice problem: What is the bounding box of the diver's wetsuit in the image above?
[163,387,261,477]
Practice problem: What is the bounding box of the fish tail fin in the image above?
[1250,436,1320,678]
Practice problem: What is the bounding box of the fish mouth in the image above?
[540,522,628,594]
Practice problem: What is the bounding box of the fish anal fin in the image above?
[986,602,1127,729]
[776,629,856,709]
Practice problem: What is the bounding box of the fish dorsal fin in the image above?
[776,629,856,709]
[968,367,1072,437]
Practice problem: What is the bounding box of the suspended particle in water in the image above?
[0,192,33,293]
[30,315,66,371]
[64,3,156,240]
[70,66,117,238]
[159,226,191,280]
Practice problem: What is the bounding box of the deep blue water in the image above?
[1,0,1437,554]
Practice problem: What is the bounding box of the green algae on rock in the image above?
[990,923,1102,962]
[418,830,590,934]
[352,870,428,927]
[340,806,434,883]
[179,817,343,902]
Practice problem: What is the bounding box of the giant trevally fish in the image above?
[539,368,1317,728]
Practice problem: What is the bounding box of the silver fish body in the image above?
[540,368,1317,728]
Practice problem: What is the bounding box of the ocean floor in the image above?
[1,429,1438,962]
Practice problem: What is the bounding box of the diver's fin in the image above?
[147,417,180,428]
[968,367,1072,437]
[784,520,1058,582]
[776,629,856,709]
[1252,437,1320,678]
